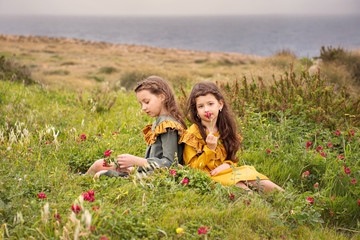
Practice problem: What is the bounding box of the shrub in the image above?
[0,55,36,85]
[99,66,117,74]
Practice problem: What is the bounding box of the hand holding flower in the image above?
[117,154,147,169]
[206,133,218,151]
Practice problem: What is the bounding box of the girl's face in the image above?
[136,89,167,117]
[195,93,223,123]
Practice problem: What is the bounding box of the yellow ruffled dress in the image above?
[181,124,268,186]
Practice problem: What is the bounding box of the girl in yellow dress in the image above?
[181,81,283,193]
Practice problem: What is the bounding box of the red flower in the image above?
[350,130,354,136]
[229,193,235,200]
[88,190,95,197]
[320,152,326,157]
[92,206,99,210]
[243,200,250,205]
[326,142,333,148]
[71,205,81,214]
[316,146,323,152]
[351,178,357,184]
[104,150,113,157]
[198,226,209,235]
[112,131,118,135]
[38,192,46,199]
[337,155,344,160]
[90,225,96,233]
[306,141,312,151]
[182,178,189,184]
[314,183,319,188]
[344,167,351,175]
[267,149,271,154]
[205,112,212,119]
[101,236,109,240]
[302,171,310,178]
[275,145,279,148]
[170,169,176,176]
[330,195,335,200]
[54,214,62,222]
[27,148,32,152]
[335,130,341,135]
[97,133,102,136]
[306,197,314,204]
[82,192,90,201]
[358,200,360,207]
[45,141,51,145]
[80,134,86,141]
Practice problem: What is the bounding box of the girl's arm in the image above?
[139,130,180,171]
[183,143,216,170]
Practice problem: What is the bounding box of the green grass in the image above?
[0,76,359,238]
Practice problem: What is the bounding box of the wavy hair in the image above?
[186,81,240,162]
[134,76,187,129]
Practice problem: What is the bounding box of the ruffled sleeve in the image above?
[180,124,229,171]
[142,120,184,146]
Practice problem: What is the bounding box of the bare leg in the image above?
[245,179,284,193]
[235,181,253,194]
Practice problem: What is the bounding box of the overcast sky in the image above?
[0,0,359,16]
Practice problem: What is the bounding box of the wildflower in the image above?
[112,131,118,135]
[97,133,102,136]
[176,227,184,234]
[88,190,95,197]
[90,225,96,233]
[170,169,176,176]
[302,171,310,178]
[275,145,279,148]
[198,226,209,235]
[205,112,212,119]
[82,192,91,201]
[45,141,51,145]
[306,141,312,150]
[337,155,344,160]
[229,193,235,200]
[334,130,341,135]
[330,195,336,201]
[38,192,46,199]
[344,168,351,175]
[306,197,314,204]
[80,134,86,141]
[182,178,189,184]
[350,130,354,136]
[54,214,61,222]
[92,206,99,210]
[104,150,113,157]
[100,236,109,240]
[243,200,250,205]
[27,148,32,152]
[316,146,323,152]
[71,205,81,214]
[320,152,326,157]
[327,142,333,148]
[267,149,271,154]
[351,178,357,184]
[358,200,360,207]
[314,183,319,188]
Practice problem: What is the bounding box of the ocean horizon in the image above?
[1,14,360,57]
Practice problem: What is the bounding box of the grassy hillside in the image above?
[1,36,360,239]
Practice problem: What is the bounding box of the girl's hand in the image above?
[117,154,147,169]
[206,133,218,151]
[210,163,230,176]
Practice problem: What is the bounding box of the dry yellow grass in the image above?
[0,34,291,90]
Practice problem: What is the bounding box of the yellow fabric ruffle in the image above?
[180,124,228,162]
[143,120,184,146]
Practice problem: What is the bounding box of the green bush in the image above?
[0,55,36,85]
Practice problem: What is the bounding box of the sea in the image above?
[0,14,360,58]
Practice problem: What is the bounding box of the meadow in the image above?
[0,35,360,239]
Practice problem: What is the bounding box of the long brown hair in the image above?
[135,76,187,129]
[187,81,240,162]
